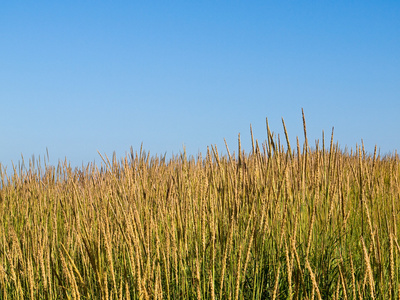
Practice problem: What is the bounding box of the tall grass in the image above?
[1,116,399,299]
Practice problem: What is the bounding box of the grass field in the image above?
[1,115,399,299]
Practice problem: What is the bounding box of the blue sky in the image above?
[1,1,399,170]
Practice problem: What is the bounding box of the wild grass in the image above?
[1,115,400,299]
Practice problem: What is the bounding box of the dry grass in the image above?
[0,116,399,299]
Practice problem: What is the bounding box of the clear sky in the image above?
[1,1,399,170]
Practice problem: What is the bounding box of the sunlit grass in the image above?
[1,115,399,299]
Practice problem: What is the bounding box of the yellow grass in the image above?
[0,117,399,299]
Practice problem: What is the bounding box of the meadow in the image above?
[1,115,399,299]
